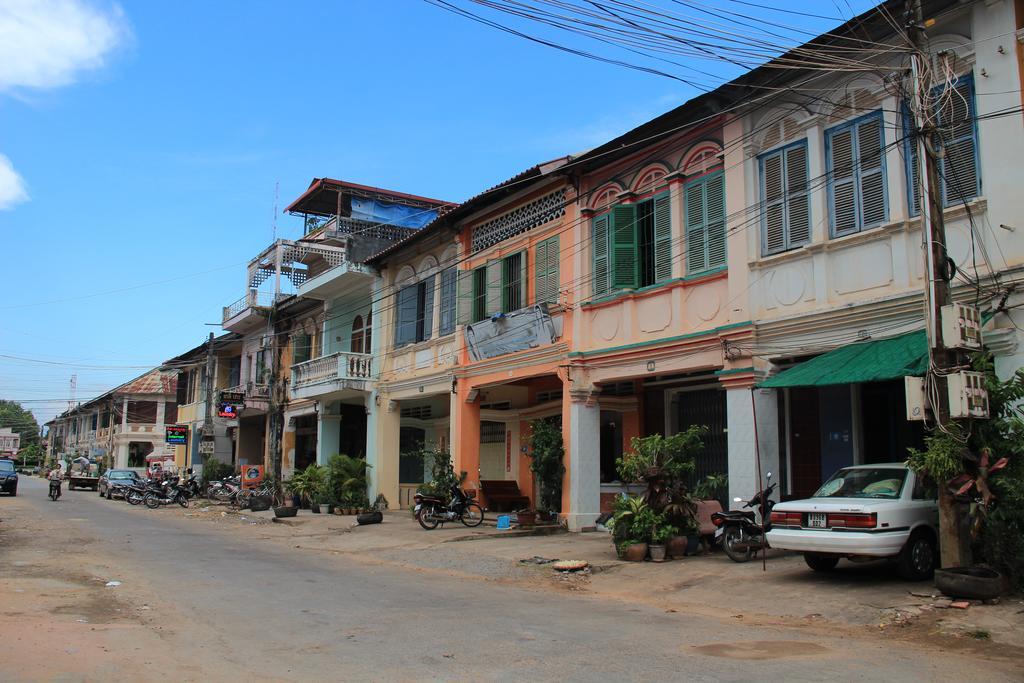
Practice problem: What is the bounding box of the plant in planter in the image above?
[285,464,326,512]
[693,473,729,502]
[609,495,654,561]
[649,517,679,562]
[526,417,565,521]
[327,454,371,515]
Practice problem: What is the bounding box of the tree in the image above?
[0,400,40,448]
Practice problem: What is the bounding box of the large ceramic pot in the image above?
[622,542,648,562]
[649,544,667,562]
[517,510,537,527]
[667,536,689,559]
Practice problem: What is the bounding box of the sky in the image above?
[0,0,878,427]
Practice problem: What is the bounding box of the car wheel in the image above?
[804,553,840,572]
[897,531,936,581]
[10,487,16,497]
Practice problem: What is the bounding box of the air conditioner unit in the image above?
[947,371,989,419]
[941,303,982,350]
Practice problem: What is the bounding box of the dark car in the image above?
[98,469,141,499]
[0,459,18,496]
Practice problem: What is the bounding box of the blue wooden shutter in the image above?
[591,214,610,297]
[705,173,727,269]
[785,143,810,245]
[902,103,922,217]
[761,151,786,255]
[685,180,707,273]
[611,203,638,290]
[857,115,886,227]
[937,76,980,206]
[828,126,858,236]
[652,191,673,282]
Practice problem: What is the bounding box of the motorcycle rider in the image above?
[47,465,64,499]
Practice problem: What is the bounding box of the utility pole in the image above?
[199,332,216,472]
[907,0,969,568]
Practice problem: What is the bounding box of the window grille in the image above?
[471,189,566,252]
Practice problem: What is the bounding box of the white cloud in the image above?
[0,154,29,210]
[0,0,129,92]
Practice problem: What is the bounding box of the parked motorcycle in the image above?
[48,479,62,501]
[711,472,777,563]
[414,484,484,530]
[143,476,190,509]
[179,470,201,500]
[125,478,164,505]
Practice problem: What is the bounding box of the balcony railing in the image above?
[291,351,373,392]
[324,216,419,244]
[223,290,278,323]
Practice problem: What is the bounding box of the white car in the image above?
[766,463,939,580]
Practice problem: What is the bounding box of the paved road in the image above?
[2,476,1013,682]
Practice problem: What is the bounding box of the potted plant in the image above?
[327,454,371,517]
[649,516,678,562]
[609,495,654,561]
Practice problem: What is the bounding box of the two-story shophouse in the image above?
[45,368,179,471]
[717,0,1024,500]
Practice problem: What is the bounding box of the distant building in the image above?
[0,428,20,458]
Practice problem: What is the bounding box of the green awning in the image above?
[759,329,928,389]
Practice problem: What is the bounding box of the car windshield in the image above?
[814,467,907,500]
[0,460,14,472]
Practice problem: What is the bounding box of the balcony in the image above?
[297,259,375,301]
[291,351,374,400]
[222,382,271,414]
[222,290,277,333]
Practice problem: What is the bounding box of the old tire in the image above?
[934,567,1005,600]
[804,553,840,572]
[356,511,383,525]
[897,530,936,581]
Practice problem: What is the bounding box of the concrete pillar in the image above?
[369,393,400,507]
[121,398,129,428]
[726,386,780,509]
[564,388,601,531]
[317,402,340,467]
[454,384,481,488]
[156,398,166,428]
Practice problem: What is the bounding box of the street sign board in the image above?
[220,391,245,404]
[217,402,240,419]
[198,439,215,455]
[242,464,264,489]
[165,425,189,445]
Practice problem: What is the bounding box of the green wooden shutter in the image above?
[762,151,785,254]
[705,173,727,269]
[485,259,502,315]
[518,250,527,310]
[652,191,673,282]
[685,180,707,273]
[456,268,474,326]
[785,144,810,245]
[592,214,610,297]
[536,235,559,304]
[611,203,637,289]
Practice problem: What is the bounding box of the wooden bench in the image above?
[479,480,530,512]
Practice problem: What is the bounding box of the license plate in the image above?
[807,512,827,528]
[714,527,724,538]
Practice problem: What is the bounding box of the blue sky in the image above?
[0,0,876,425]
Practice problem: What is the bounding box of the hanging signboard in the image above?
[217,403,240,419]
[241,464,264,489]
[165,425,189,445]
[198,439,215,455]
[220,391,245,404]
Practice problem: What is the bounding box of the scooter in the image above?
[711,472,777,563]
[143,476,189,509]
[48,478,62,501]
[414,484,484,530]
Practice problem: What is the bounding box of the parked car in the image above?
[765,464,939,580]
[0,459,18,496]
[98,469,142,499]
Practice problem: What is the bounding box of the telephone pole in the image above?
[907,0,969,568]
[199,332,216,471]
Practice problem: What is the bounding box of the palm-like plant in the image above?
[327,454,372,508]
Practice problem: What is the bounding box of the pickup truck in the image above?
[67,457,100,491]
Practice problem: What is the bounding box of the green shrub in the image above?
[327,454,371,508]
[201,458,233,487]
[527,418,565,513]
